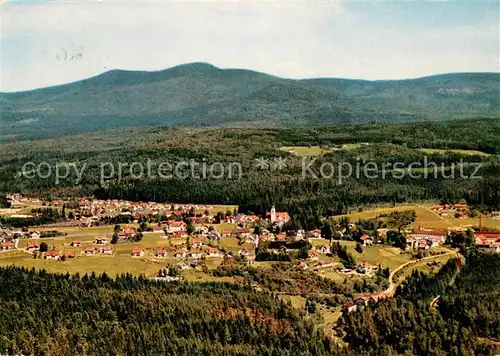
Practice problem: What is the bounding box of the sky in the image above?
[1,0,499,92]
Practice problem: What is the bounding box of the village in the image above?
[1,196,499,278]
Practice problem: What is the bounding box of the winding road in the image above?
[372,249,459,299]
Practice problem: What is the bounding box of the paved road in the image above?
[429,295,441,308]
[373,249,459,299]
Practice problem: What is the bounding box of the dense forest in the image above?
[0,267,345,355]
[0,253,497,355]
[1,118,499,228]
[338,253,500,355]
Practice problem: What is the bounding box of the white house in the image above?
[360,235,373,246]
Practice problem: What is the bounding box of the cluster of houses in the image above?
[51,197,220,219]
[474,231,500,253]
[245,228,321,247]
[115,227,141,241]
[343,295,384,313]
[23,236,116,260]
[0,230,18,251]
[431,203,470,218]
[48,197,244,227]
[44,249,76,259]
[304,245,377,274]
[48,197,293,233]
[336,261,378,275]
[405,229,500,253]
[0,229,50,240]
[4,194,42,209]
[311,260,337,271]
[130,245,226,260]
[0,240,16,251]
[353,228,449,251]
[130,206,295,245]
[406,230,448,250]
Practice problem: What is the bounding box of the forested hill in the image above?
[1,62,499,139]
[339,253,500,355]
[0,267,344,355]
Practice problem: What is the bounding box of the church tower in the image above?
[270,206,276,223]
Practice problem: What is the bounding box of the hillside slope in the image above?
[1,63,499,139]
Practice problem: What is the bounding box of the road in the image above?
[429,295,441,308]
[372,249,459,299]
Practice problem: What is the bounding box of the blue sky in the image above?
[1,0,499,92]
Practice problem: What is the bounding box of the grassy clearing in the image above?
[280,146,330,156]
[321,308,343,327]
[198,205,238,215]
[441,216,500,230]
[0,208,24,215]
[280,294,307,309]
[353,245,411,270]
[333,204,420,221]
[340,143,364,150]
[317,270,362,283]
[0,250,164,277]
[279,144,362,157]
[413,207,454,230]
[37,225,116,237]
[181,270,236,283]
[278,294,342,339]
[311,237,411,270]
[310,239,331,248]
[252,261,281,269]
[214,223,237,233]
[219,237,254,254]
[394,252,456,283]
[312,238,411,270]
[418,148,491,157]
[332,203,500,231]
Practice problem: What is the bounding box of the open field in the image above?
[279,293,343,340]
[440,216,500,230]
[353,244,412,270]
[278,145,492,159]
[194,205,238,215]
[280,294,307,309]
[218,237,254,254]
[417,148,491,157]
[214,223,238,233]
[280,146,331,156]
[311,238,412,270]
[393,252,457,284]
[332,203,499,231]
[332,204,421,221]
[0,208,24,215]
[181,270,236,283]
[252,261,282,269]
[0,250,164,276]
[36,225,117,237]
[279,144,362,156]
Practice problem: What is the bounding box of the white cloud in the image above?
[1,0,498,91]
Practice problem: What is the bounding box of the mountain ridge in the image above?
[2,62,498,94]
[1,62,499,140]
